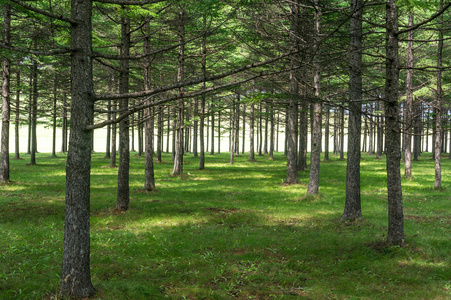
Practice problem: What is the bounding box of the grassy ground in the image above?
[0,151,450,299]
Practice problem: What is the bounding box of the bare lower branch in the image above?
[0,42,71,56]
[9,0,76,24]
[94,50,297,101]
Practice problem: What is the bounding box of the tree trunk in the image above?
[235,94,240,155]
[250,103,256,161]
[413,98,421,160]
[343,0,363,220]
[217,108,221,154]
[269,102,274,159]
[298,103,307,171]
[0,4,11,182]
[52,74,58,157]
[307,1,322,195]
[285,0,300,184]
[144,24,155,191]
[210,102,215,155]
[116,10,131,211]
[14,67,20,160]
[110,99,117,167]
[340,102,345,160]
[242,105,246,154]
[264,104,268,155]
[193,98,198,157]
[60,0,96,296]
[30,44,38,166]
[385,0,404,246]
[434,1,443,189]
[105,99,111,159]
[258,102,263,156]
[172,8,185,176]
[404,13,414,178]
[324,105,329,161]
[157,105,163,162]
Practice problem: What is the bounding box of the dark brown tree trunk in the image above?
[210,102,215,155]
[30,43,38,166]
[264,104,268,155]
[385,0,404,246]
[404,13,414,178]
[368,102,374,155]
[199,96,205,169]
[324,105,329,161]
[258,102,263,156]
[116,10,131,211]
[144,24,155,191]
[60,0,96,296]
[235,94,240,155]
[61,93,68,153]
[269,102,274,159]
[172,8,185,176]
[217,108,221,154]
[413,98,421,161]
[52,74,58,157]
[434,1,443,189]
[250,82,256,161]
[307,1,322,195]
[199,15,206,169]
[285,0,300,184]
[110,99,117,167]
[0,4,11,182]
[105,99,111,159]
[157,105,163,162]
[14,67,20,160]
[333,106,338,155]
[242,105,246,154]
[193,98,198,157]
[343,0,363,220]
[298,103,307,171]
[340,102,345,160]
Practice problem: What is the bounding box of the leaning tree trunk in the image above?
[307,1,322,195]
[404,13,414,178]
[385,0,404,246]
[343,0,363,220]
[0,4,11,182]
[60,0,96,297]
[116,10,130,211]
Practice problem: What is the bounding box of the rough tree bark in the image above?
[342,0,363,220]
[434,1,443,189]
[285,0,300,184]
[172,8,185,175]
[60,0,96,297]
[307,0,322,195]
[0,3,11,182]
[116,9,130,211]
[14,67,21,160]
[144,23,155,191]
[404,13,414,178]
[385,0,404,246]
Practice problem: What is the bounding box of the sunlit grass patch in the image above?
[1,151,450,299]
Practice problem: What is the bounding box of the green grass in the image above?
[1,151,450,299]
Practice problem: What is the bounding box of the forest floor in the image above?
[0,151,450,299]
